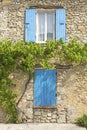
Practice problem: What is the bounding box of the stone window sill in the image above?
[33,106,57,109]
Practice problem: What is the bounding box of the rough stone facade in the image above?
[0,0,87,42]
[0,0,87,123]
[6,65,87,123]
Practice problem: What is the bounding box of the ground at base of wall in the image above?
[0,124,86,130]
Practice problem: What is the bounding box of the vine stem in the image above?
[16,73,31,107]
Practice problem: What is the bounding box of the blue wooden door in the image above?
[34,70,56,106]
[56,9,66,42]
[25,9,36,42]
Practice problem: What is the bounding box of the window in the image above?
[34,70,56,107]
[36,11,55,43]
[25,9,66,43]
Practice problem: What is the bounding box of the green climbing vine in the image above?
[58,38,87,64]
[0,38,87,123]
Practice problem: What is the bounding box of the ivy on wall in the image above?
[0,39,87,123]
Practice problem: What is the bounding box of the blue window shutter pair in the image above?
[34,70,56,106]
[25,9,66,42]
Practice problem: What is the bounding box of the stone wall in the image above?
[5,65,87,123]
[0,0,87,42]
[56,66,87,123]
[0,0,87,123]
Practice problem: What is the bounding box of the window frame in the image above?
[25,8,66,43]
[36,9,56,43]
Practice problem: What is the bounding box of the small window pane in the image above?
[38,13,45,41]
[47,13,55,40]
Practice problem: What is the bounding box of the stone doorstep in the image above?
[0,124,86,130]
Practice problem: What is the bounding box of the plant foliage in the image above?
[76,114,87,128]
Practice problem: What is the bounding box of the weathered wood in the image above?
[33,106,57,109]
[34,70,56,106]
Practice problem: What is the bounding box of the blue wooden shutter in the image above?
[34,70,56,106]
[56,9,66,42]
[25,9,36,42]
